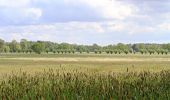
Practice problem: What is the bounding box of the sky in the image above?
[0,0,170,45]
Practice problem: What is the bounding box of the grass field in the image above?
[0,53,170,75]
[0,54,170,99]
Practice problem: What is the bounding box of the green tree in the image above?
[148,49,155,55]
[46,48,50,54]
[20,39,28,53]
[31,43,44,54]
[9,40,18,53]
[3,46,10,53]
[16,44,21,53]
[0,39,4,52]
[124,49,129,54]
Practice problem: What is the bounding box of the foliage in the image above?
[31,42,44,54]
[0,39,170,55]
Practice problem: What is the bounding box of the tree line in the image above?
[0,39,170,55]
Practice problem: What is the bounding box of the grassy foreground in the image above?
[0,54,170,99]
[0,69,169,99]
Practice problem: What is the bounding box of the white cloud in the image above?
[0,21,157,40]
[0,21,168,44]
[0,7,42,23]
[0,0,30,7]
[128,26,155,35]
[65,22,104,33]
[158,23,170,30]
[105,22,126,32]
[102,21,156,35]
[65,0,136,20]
[24,8,42,19]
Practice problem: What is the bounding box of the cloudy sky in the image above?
[0,0,170,45]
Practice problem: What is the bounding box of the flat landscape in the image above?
[0,54,170,76]
[0,54,170,99]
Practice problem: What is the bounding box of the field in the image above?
[0,53,170,99]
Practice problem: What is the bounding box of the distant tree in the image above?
[116,43,129,51]
[105,50,110,54]
[3,46,10,53]
[94,50,98,54]
[162,44,170,52]
[156,49,161,55]
[56,50,60,54]
[98,50,102,54]
[53,50,56,54]
[132,43,145,52]
[148,49,155,55]
[124,50,129,54]
[72,50,75,54]
[164,49,168,55]
[140,49,147,54]
[28,49,33,54]
[117,50,122,54]
[61,50,64,54]
[31,42,43,54]
[110,50,113,54]
[16,44,21,53]
[64,49,67,54]
[92,44,101,51]
[20,39,28,53]
[46,48,50,54]
[0,39,4,52]
[9,40,18,53]
[113,50,118,54]
[129,49,133,54]
[68,50,72,54]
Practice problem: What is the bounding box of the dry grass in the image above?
[0,54,170,99]
[0,54,170,78]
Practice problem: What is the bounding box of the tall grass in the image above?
[0,69,169,99]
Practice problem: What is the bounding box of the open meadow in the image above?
[0,53,170,99]
[0,53,170,76]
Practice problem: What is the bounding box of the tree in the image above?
[124,50,129,54]
[71,49,75,54]
[162,44,170,52]
[31,42,44,54]
[53,50,56,54]
[94,50,98,54]
[164,49,168,55]
[9,40,18,53]
[0,39,4,52]
[156,49,161,55]
[148,49,155,55]
[98,50,102,54]
[20,39,28,53]
[113,50,118,54]
[129,49,133,54]
[16,44,21,53]
[132,43,145,52]
[110,50,113,54]
[140,49,147,54]
[46,48,50,54]
[56,50,60,54]
[3,46,10,53]
[116,43,129,51]
[105,50,110,54]
[92,44,100,51]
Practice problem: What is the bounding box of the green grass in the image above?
[0,54,170,99]
[0,70,169,99]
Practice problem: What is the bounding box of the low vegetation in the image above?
[0,69,169,99]
[0,53,169,99]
